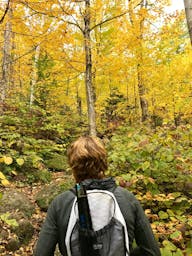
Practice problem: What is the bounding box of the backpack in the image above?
[65,185,130,256]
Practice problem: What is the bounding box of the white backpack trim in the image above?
[65,189,129,256]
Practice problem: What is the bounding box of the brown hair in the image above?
[67,136,108,182]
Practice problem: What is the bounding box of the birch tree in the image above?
[184,0,192,45]
[128,0,149,122]
[84,0,96,136]
[30,45,41,108]
[0,6,13,111]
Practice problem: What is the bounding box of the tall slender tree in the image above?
[84,0,96,135]
[0,5,13,111]
[30,45,41,108]
[184,0,192,45]
[128,0,149,122]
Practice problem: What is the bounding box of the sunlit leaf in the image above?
[141,161,150,171]
[159,211,169,220]
[6,219,19,227]
[162,240,177,251]
[0,213,18,227]
[1,179,10,186]
[0,171,6,180]
[170,231,182,240]
[3,156,13,165]
[16,158,24,166]
[11,170,18,176]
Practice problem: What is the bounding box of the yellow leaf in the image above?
[3,156,13,165]
[0,157,4,163]
[16,158,24,166]
[0,171,6,180]
[1,179,10,187]
[11,170,18,176]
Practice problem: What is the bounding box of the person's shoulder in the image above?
[49,189,75,209]
[115,186,137,199]
[115,186,142,206]
[54,189,74,202]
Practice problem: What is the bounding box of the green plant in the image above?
[107,124,192,253]
[0,213,18,227]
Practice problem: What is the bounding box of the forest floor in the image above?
[0,172,65,256]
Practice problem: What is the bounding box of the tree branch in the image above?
[91,11,128,31]
[0,0,10,24]
[21,0,84,33]
[57,0,83,32]
[3,40,44,66]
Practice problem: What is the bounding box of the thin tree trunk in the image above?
[184,0,192,45]
[128,0,148,122]
[0,15,12,110]
[137,60,148,122]
[76,84,82,116]
[30,45,40,108]
[137,1,149,122]
[8,6,15,93]
[84,0,96,136]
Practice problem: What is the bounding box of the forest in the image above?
[0,0,192,255]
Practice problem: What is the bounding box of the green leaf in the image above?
[166,154,174,162]
[170,231,182,240]
[16,158,24,166]
[167,209,175,217]
[142,161,150,171]
[0,212,9,221]
[6,219,19,227]
[172,248,183,256]
[0,213,18,227]
[162,240,177,251]
[160,247,173,256]
[186,245,192,254]
[159,211,169,220]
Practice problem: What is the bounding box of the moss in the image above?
[35,177,74,211]
[5,238,20,252]
[45,154,68,171]
[14,220,34,245]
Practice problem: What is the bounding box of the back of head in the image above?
[67,136,108,183]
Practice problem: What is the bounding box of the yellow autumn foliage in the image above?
[0,1,191,123]
[0,171,10,187]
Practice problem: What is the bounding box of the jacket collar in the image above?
[81,177,116,190]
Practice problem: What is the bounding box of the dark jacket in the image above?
[34,177,161,256]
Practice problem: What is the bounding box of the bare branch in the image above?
[0,0,10,24]
[3,40,45,66]
[21,0,84,33]
[20,0,54,17]
[91,11,128,31]
[58,72,84,84]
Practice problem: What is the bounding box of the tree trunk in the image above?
[0,14,12,111]
[184,0,192,45]
[137,1,149,122]
[84,0,97,136]
[137,63,148,122]
[30,45,40,108]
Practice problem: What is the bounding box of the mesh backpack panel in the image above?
[65,189,129,256]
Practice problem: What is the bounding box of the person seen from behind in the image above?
[34,136,161,256]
